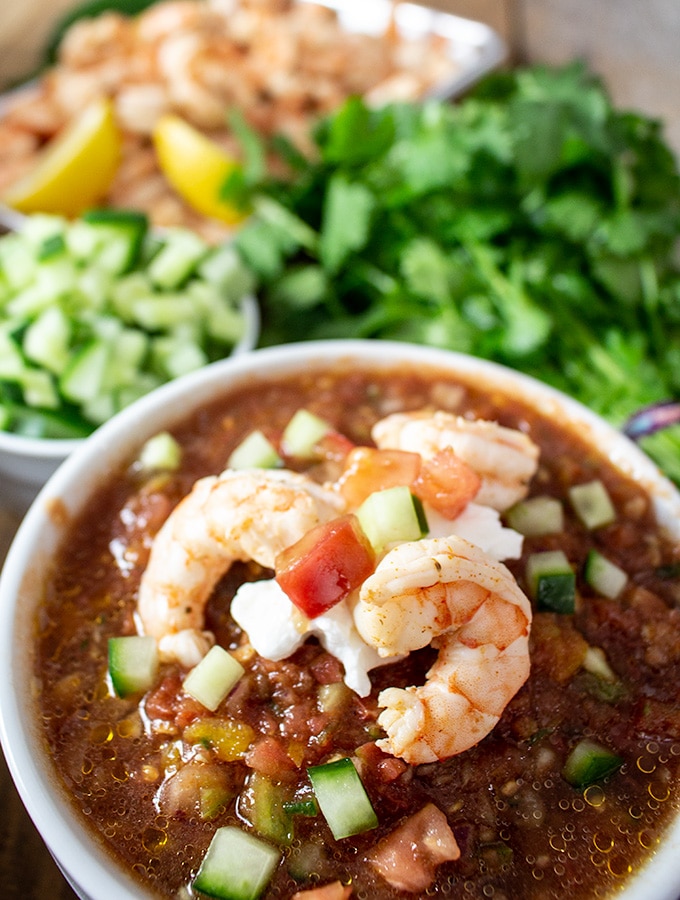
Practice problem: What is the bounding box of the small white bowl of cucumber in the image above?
[0,209,260,516]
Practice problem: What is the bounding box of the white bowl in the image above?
[1,339,680,900]
[0,293,259,518]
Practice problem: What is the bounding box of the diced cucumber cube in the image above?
[101,328,148,391]
[207,300,246,344]
[198,243,256,300]
[192,826,280,900]
[0,328,27,380]
[80,208,149,274]
[7,282,56,319]
[90,314,123,343]
[582,646,617,682]
[59,339,110,403]
[0,234,37,289]
[97,236,146,275]
[525,549,576,613]
[116,373,163,409]
[82,393,117,426]
[76,265,113,312]
[20,367,59,409]
[584,549,627,599]
[108,635,159,697]
[65,219,103,261]
[109,271,154,320]
[137,431,182,472]
[148,228,208,289]
[131,294,196,330]
[241,773,294,846]
[228,430,282,470]
[281,409,332,459]
[34,256,79,296]
[151,335,208,379]
[506,495,564,537]
[20,213,67,248]
[23,305,72,375]
[356,485,428,552]
[38,232,67,261]
[307,757,378,840]
[183,645,245,712]
[199,784,233,821]
[562,739,623,787]
[569,480,616,529]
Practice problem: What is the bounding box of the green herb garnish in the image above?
[225,61,680,482]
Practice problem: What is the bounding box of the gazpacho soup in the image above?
[36,358,680,899]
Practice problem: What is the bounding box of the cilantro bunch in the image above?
[227,62,680,482]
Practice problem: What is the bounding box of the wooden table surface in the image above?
[0,510,78,899]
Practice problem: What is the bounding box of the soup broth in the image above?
[36,362,680,899]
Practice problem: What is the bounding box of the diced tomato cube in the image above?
[316,430,356,464]
[338,447,422,508]
[367,803,460,892]
[412,447,481,519]
[275,514,376,618]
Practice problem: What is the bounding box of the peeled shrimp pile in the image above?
[0,0,458,240]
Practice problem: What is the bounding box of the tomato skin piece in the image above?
[338,447,422,508]
[275,514,376,618]
[412,447,481,519]
[315,430,356,464]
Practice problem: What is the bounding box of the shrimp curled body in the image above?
[137,468,344,666]
[353,535,532,765]
[372,410,539,512]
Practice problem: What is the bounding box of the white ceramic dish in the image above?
[1,339,679,900]
[0,293,259,517]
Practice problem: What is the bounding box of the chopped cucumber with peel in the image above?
[281,408,332,459]
[192,826,281,900]
[136,431,182,472]
[356,485,428,552]
[525,549,576,613]
[183,645,245,712]
[228,429,282,470]
[569,480,616,529]
[584,549,627,599]
[74,208,149,275]
[147,227,209,289]
[506,495,564,536]
[108,635,159,697]
[562,739,623,787]
[582,645,618,683]
[307,757,378,840]
[0,211,255,437]
[240,772,295,846]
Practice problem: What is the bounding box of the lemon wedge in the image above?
[153,114,246,225]
[3,97,122,217]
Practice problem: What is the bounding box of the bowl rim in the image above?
[1,338,680,900]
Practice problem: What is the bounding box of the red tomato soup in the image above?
[35,362,680,899]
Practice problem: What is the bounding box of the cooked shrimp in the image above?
[353,535,531,764]
[0,124,41,192]
[372,410,539,512]
[156,31,235,129]
[0,0,458,235]
[137,468,344,666]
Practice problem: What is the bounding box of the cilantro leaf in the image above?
[227,61,680,482]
